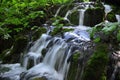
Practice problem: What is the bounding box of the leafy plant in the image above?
[0,27,11,39]
[89,22,120,43]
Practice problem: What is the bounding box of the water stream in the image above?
[21,35,72,80]
[79,9,85,25]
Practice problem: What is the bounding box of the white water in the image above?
[104,4,112,15]
[23,34,51,69]
[21,35,71,80]
[79,9,85,25]
[0,63,25,80]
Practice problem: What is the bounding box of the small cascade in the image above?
[116,15,120,22]
[23,34,51,69]
[78,2,90,26]
[104,4,112,15]
[21,37,71,80]
[79,9,85,25]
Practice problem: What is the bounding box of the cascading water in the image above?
[104,4,112,15]
[21,35,71,80]
[23,34,51,69]
[79,9,85,25]
[79,3,90,26]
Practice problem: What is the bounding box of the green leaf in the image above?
[93,37,101,43]
[102,23,118,35]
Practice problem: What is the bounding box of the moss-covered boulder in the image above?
[68,10,79,25]
[82,44,109,80]
[0,35,28,63]
[84,7,104,26]
[106,12,117,22]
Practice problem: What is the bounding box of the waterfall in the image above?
[21,35,71,80]
[23,34,51,69]
[79,9,85,25]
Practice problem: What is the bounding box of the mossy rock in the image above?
[67,62,78,80]
[84,7,104,27]
[68,10,79,25]
[0,35,28,63]
[67,51,81,80]
[82,44,109,80]
[106,12,117,22]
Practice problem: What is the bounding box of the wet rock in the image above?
[68,10,79,25]
[64,29,90,42]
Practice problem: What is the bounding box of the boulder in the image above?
[84,7,104,26]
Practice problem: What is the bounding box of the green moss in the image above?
[67,51,81,80]
[106,12,117,22]
[69,10,79,25]
[73,51,81,62]
[82,44,109,80]
[67,62,78,80]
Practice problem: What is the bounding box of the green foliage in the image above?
[93,37,100,43]
[0,0,72,39]
[89,22,120,43]
[0,27,11,39]
[102,22,119,35]
[51,17,64,36]
[73,51,81,62]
